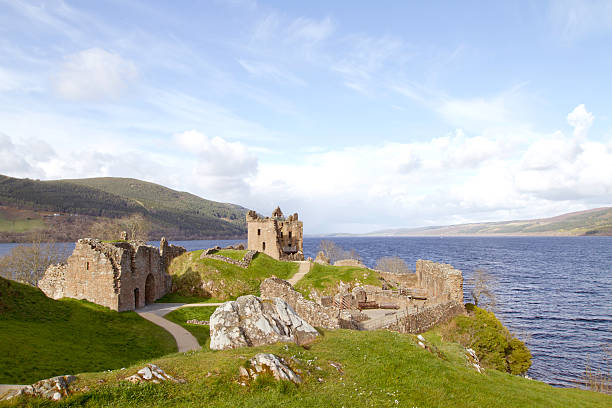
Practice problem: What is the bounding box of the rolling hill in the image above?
[361,207,612,237]
[0,175,248,242]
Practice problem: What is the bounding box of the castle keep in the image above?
[38,237,185,311]
[247,207,304,261]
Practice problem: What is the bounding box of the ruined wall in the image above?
[37,264,67,300]
[378,271,418,288]
[416,260,463,304]
[380,301,466,334]
[246,208,304,261]
[260,277,341,329]
[39,238,185,311]
[334,259,367,268]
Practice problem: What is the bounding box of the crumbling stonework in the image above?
[334,259,367,268]
[374,301,466,333]
[199,248,258,268]
[260,277,342,329]
[246,207,304,261]
[38,237,185,311]
[416,260,463,304]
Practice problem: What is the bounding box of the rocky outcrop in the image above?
[260,277,341,329]
[239,353,302,384]
[209,295,319,350]
[1,375,76,401]
[124,364,184,384]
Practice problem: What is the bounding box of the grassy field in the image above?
[164,307,215,346]
[294,263,382,298]
[0,278,177,384]
[168,250,299,300]
[3,329,609,407]
[213,249,248,261]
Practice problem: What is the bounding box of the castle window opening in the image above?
[86,262,89,270]
[289,231,292,239]
[262,242,266,250]
[280,231,283,238]
[257,229,261,236]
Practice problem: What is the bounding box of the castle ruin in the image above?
[246,207,304,261]
[38,237,185,311]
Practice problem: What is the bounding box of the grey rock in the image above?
[240,353,302,384]
[209,295,319,351]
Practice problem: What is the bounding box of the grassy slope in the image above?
[0,174,248,240]
[168,250,299,301]
[367,207,612,236]
[294,263,381,298]
[6,330,609,407]
[0,278,176,384]
[164,307,215,346]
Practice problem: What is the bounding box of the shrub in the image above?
[444,304,532,375]
[375,256,411,274]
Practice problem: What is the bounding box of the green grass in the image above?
[164,307,216,346]
[4,329,609,407]
[155,293,223,304]
[0,216,45,233]
[294,263,382,298]
[0,277,177,384]
[168,250,299,300]
[212,249,248,261]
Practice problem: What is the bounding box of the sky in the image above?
[1,0,612,233]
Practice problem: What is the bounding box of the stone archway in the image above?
[145,274,155,305]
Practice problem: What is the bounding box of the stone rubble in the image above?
[123,364,184,384]
[465,348,484,373]
[209,295,319,351]
[1,375,77,401]
[238,353,302,384]
[186,319,209,325]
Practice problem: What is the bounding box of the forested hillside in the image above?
[0,175,248,242]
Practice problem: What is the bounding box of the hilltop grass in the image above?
[168,250,299,301]
[294,263,381,298]
[155,293,223,304]
[4,329,609,408]
[164,307,216,346]
[0,277,176,384]
[213,249,248,261]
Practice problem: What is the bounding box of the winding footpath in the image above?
[288,261,311,285]
[136,303,203,353]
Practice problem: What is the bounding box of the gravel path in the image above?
[136,303,201,353]
[287,261,311,285]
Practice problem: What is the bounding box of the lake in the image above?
[1,236,610,389]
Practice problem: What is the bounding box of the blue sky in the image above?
[1,0,612,233]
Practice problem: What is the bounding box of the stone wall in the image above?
[260,277,341,329]
[416,260,463,304]
[376,301,466,333]
[334,259,367,268]
[199,249,258,268]
[38,237,185,311]
[378,270,418,288]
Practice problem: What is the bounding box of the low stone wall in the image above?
[334,259,367,268]
[260,277,341,329]
[378,270,418,288]
[200,249,258,268]
[376,301,465,334]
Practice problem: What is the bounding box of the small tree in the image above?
[0,235,69,286]
[470,269,497,310]
[88,214,151,241]
[376,256,411,274]
[319,240,361,264]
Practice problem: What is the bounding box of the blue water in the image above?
[1,236,610,388]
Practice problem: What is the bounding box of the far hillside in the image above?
[0,175,248,242]
[358,207,612,237]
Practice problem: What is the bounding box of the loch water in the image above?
[1,236,610,388]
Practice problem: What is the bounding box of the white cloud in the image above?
[174,130,258,198]
[237,59,306,86]
[567,104,594,139]
[54,48,138,101]
[287,16,334,43]
[548,0,612,41]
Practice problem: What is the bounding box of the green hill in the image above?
[0,277,176,384]
[0,175,248,242]
[363,207,612,237]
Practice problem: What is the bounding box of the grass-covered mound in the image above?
[431,304,532,375]
[164,307,215,346]
[294,262,381,298]
[5,329,609,407]
[0,277,176,384]
[167,250,299,301]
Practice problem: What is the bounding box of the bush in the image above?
[444,304,532,375]
[375,256,411,274]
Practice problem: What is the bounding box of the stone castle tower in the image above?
[246,207,304,261]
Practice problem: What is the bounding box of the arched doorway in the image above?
[145,274,155,305]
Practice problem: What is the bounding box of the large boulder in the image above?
[209,295,319,350]
[260,277,341,329]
